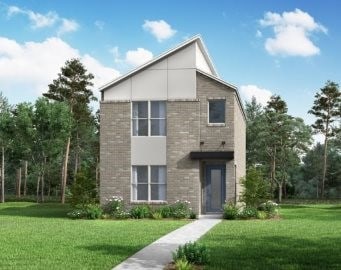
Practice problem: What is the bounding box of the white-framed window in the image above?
[208,99,225,124]
[132,165,167,201]
[132,101,166,136]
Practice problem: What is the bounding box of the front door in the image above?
[205,165,226,213]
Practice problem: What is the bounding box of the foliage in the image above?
[0,202,187,270]
[173,242,209,265]
[189,211,197,219]
[237,207,258,219]
[130,205,151,219]
[240,167,270,207]
[67,208,87,219]
[67,203,102,219]
[174,258,193,270]
[171,200,192,219]
[103,196,130,219]
[258,200,279,218]
[69,167,97,207]
[223,202,239,220]
[256,211,268,220]
[151,211,163,220]
[159,205,172,218]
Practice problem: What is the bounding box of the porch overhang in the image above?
[189,151,234,160]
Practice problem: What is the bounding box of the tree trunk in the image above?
[61,136,71,204]
[95,157,99,191]
[36,176,40,203]
[16,167,22,198]
[278,182,283,203]
[1,146,4,203]
[321,135,328,199]
[23,160,28,196]
[316,179,319,200]
[74,132,79,181]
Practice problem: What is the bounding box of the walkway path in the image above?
[113,215,222,270]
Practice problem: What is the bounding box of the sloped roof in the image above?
[99,35,217,92]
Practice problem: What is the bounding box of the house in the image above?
[99,35,245,214]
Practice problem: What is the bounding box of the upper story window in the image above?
[132,101,166,136]
[208,99,225,124]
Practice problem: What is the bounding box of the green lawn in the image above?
[0,202,187,270]
[199,204,341,270]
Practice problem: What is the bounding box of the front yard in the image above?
[199,204,341,270]
[0,202,187,269]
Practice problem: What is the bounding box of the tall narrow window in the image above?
[132,165,167,201]
[208,100,225,124]
[132,101,166,136]
[132,101,148,136]
[151,101,166,136]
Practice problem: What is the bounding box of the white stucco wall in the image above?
[195,43,213,74]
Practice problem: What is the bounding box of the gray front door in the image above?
[205,165,226,213]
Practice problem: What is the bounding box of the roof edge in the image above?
[196,69,246,121]
[100,35,217,92]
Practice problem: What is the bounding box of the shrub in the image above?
[237,207,258,219]
[175,258,193,270]
[240,167,270,207]
[151,211,163,220]
[256,211,268,220]
[173,242,209,265]
[223,202,239,220]
[171,200,191,219]
[67,208,87,219]
[258,200,279,217]
[69,167,97,207]
[130,205,151,219]
[189,211,197,219]
[84,204,103,219]
[103,196,130,219]
[159,205,172,218]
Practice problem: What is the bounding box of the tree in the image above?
[43,59,95,203]
[308,81,341,198]
[0,92,12,203]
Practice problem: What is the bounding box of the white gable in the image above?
[195,43,213,75]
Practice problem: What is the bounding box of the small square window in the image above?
[208,100,225,124]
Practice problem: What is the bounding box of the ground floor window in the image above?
[132,165,166,201]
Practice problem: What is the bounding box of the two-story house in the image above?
[99,35,245,214]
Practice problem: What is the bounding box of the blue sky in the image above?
[0,0,340,138]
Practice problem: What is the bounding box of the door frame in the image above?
[204,164,226,213]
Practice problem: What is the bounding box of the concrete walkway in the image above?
[113,215,222,270]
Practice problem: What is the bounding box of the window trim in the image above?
[131,165,167,202]
[131,101,166,137]
[207,98,226,126]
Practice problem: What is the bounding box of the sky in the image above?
[0,0,340,141]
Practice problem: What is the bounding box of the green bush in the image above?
[130,205,151,219]
[103,196,130,219]
[159,205,172,218]
[223,202,239,220]
[237,207,258,219]
[67,208,87,219]
[189,211,197,219]
[240,167,270,207]
[67,204,102,220]
[69,167,97,207]
[175,258,193,270]
[151,211,163,220]
[171,200,191,219]
[258,200,279,217]
[173,242,209,265]
[256,211,268,220]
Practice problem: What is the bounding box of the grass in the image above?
[199,204,341,270]
[0,202,187,270]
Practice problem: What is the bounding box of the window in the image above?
[132,101,166,136]
[208,100,225,124]
[132,166,166,201]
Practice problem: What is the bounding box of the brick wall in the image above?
[166,100,201,213]
[99,101,131,204]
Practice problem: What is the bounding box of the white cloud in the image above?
[94,20,105,30]
[7,5,78,35]
[58,18,79,36]
[240,85,273,106]
[259,9,327,57]
[112,47,153,67]
[7,5,58,28]
[143,20,176,42]
[0,36,120,102]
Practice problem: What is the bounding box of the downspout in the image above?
[234,164,237,204]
